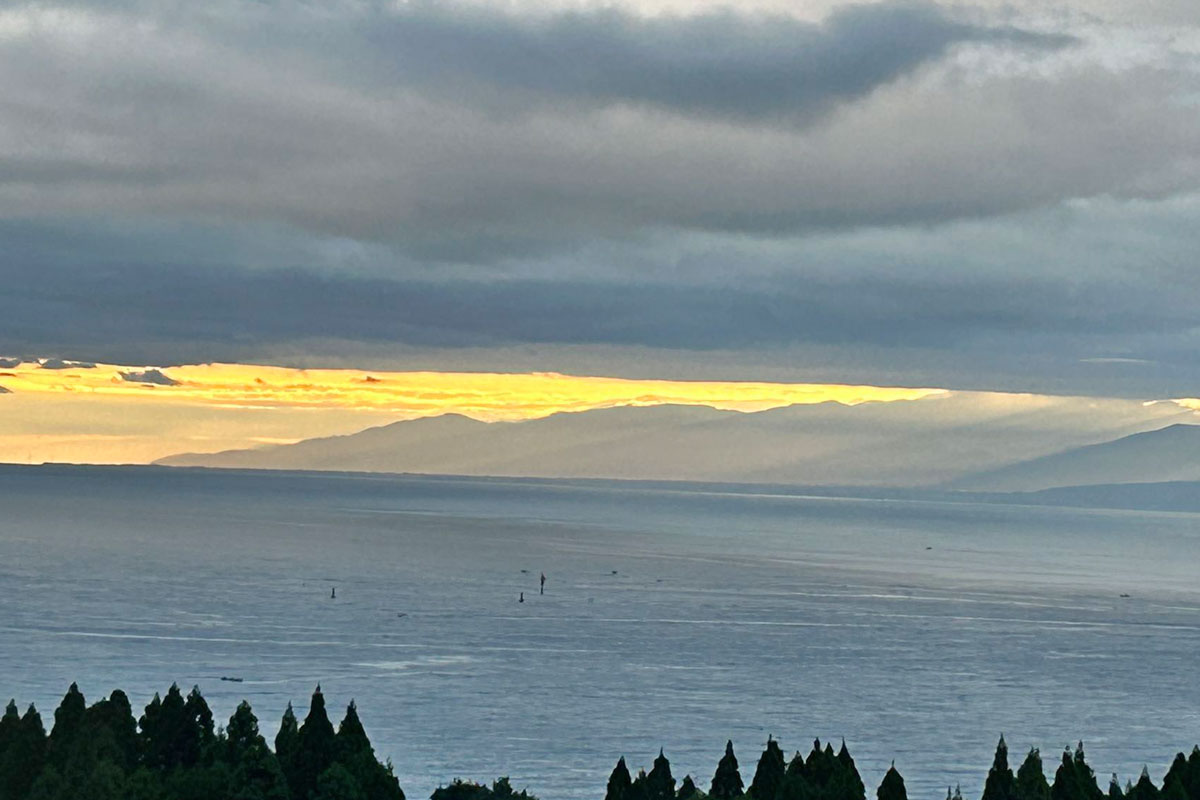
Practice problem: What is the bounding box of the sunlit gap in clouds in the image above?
[0,360,943,417]
[0,358,944,465]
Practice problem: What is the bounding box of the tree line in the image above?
[0,683,401,800]
[607,735,1200,800]
[2,684,1200,800]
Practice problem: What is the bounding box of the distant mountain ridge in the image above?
[950,423,1200,491]
[156,393,1196,488]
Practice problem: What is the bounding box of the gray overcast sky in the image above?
[1,0,1199,396]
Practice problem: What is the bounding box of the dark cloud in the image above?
[0,0,1197,398]
[39,358,96,370]
[1,252,1196,371]
[362,2,1070,121]
[0,1,1185,259]
[119,369,179,386]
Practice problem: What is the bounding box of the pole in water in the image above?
[331,587,336,599]
[540,572,546,595]
[519,592,524,603]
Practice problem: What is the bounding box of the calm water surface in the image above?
[1,465,1198,800]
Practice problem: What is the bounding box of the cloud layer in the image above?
[0,0,1198,394]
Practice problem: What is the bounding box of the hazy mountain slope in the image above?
[156,392,1195,487]
[950,423,1200,491]
[1012,480,1200,513]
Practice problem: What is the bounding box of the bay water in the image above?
[1,465,1198,799]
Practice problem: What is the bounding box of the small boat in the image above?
[220,676,244,683]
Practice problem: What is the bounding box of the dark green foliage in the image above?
[1127,769,1159,800]
[647,750,676,800]
[489,777,536,800]
[0,702,19,757]
[834,741,867,800]
[1163,758,1187,794]
[806,741,836,790]
[24,765,65,800]
[1017,749,1051,800]
[134,683,212,772]
[314,763,367,800]
[877,765,907,800]
[223,703,289,800]
[431,778,537,800]
[750,738,786,800]
[1163,751,1200,800]
[226,702,266,762]
[0,684,404,800]
[773,738,864,800]
[712,741,745,800]
[1053,745,1103,800]
[182,686,215,764]
[777,759,817,800]
[86,690,140,772]
[292,686,339,800]
[337,701,405,800]
[777,772,812,800]
[984,738,1017,800]
[608,757,634,800]
[140,684,197,770]
[229,741,289,800]
[7,684,1200,800]
[162,760,233,800]
[275,701,300,794]
[1162,782,1188,800]
[633,769,652,800]
[432,780,494,800]
[337,701,373,760]
[124,766,167,800]
[47,683,86,768]
[0,704,47,800]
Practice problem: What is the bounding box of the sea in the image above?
[1,464,1198,800]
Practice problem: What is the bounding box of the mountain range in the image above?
[948,423,1200,491]
[156,392,1199,490]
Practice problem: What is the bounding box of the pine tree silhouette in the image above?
[83,689,140,772]
[0,700,19,759]
[337,700,406,800]
[275,701,301,797]
[806,740,835,790]
[1128,767,1160,800]
[182,685,215,766]
[293,685,339,800]
[648,750,677,800]
[835,740,867,800]
[608,757,634,800]
[1017,748,1052,800]
[47,683,86,768]
[0,704,47,800]
[877,765,907,800]
[1164,755,1189,798]
[712,741,745,799]
[750,738,786,800]
[984,737,1017,800]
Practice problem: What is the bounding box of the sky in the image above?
[1,0,1199,462]
[0,358,941,462]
